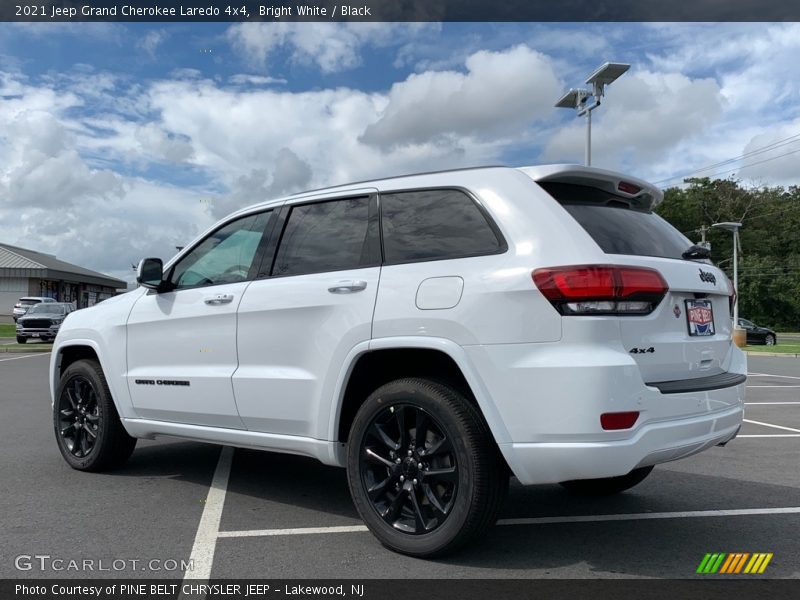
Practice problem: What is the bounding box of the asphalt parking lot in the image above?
[2,354,798,580]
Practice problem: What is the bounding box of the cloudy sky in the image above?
[2,22,800,284]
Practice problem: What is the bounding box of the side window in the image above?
[380,189,503,264]
[272,196,376,277]
[170,210,272,290]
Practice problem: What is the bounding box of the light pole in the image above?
[712,221,744,346]
[555,62,630,166]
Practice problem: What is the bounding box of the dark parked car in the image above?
[15,302,75,343]
[737,318,777,346]
[12,296,56,322]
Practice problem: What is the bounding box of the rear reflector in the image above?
[532,265,668,315]
[600,411,640,430]
[723,272,736,318]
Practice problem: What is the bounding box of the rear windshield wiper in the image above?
[682,244,711,260]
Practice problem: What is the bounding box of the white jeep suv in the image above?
[50,164,745,557]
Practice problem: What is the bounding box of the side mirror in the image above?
[136,258,165,291]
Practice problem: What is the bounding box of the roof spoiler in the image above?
[517,164,664,211]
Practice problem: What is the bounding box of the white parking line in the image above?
[738,434,800,438]
[748,373,800,380]
[218,525,368,538]
[183,446,233,581]
[215,506,800,539]
[743,418,800,433]
[0,353,50,362]
[746,402,800,405]
[747,385,800,388]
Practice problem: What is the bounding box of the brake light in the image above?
[601,411,640,430]
[532,265,668,315]
[617,181,641,195]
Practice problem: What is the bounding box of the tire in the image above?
[560,465,654,496]
[54,359,137,472]
[765,334,776,346]
[347,378,508,557]
[16,336,26,344]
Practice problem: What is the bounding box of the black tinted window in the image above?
[273,197,375,276]
[380,189,503,263]
[540,182,691,260]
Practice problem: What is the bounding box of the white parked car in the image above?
[50,165,745,557]
[13,296,56,321]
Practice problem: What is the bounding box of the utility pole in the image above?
[697,225,710,250]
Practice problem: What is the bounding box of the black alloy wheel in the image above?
[57,375,101,459]
[54,359,137,471]
[360,404,458,534]
[347,378,508,557]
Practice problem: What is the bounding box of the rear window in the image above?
[539,182,691,260]
[19,299,40,306]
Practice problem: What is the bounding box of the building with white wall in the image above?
[0,242,126,315]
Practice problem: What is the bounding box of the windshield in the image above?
[27,304,66,315]
[20,299,40,306]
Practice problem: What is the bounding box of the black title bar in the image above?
[2,0,800,22]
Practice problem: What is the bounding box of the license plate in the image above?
[686,299,715,336]
[31,333,40,338]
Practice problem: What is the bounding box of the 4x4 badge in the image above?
[699,269,717,285]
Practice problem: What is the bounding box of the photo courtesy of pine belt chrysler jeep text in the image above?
[49,164,746,557]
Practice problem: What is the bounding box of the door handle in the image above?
[328,280,368,294]
[204,293,234,305]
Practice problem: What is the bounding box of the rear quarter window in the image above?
[380,189,504,264]
[539,182,691,260]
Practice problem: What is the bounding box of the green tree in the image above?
[657,178,800,330]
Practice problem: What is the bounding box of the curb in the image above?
[0,339,52,354]
[744,351,800,358]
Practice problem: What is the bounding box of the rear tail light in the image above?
[601,411,640,430]
[533,265,668,316]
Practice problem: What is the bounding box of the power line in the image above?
[742,202,800,223]
[655,131,800,186]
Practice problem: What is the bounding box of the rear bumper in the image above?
[501,405,742,484]
[464,340,746,485]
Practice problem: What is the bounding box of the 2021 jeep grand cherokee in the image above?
[50,164,746,556]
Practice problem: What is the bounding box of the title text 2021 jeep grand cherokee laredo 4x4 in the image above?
[50,164,745,557]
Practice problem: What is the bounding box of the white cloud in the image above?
[136,29,169,59]
[145,45,561,217]
[543,70,724,174]
[362,45,561,149]
[0,73,209,284]
[735,122,800,184]
[228,74,287,86]
[225,22,437,74]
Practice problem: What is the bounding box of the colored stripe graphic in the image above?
[744,553,774,574]
[720,554,736,574]
[699,552,772,574]
[697,553,727,573]
[721,553,750,574]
